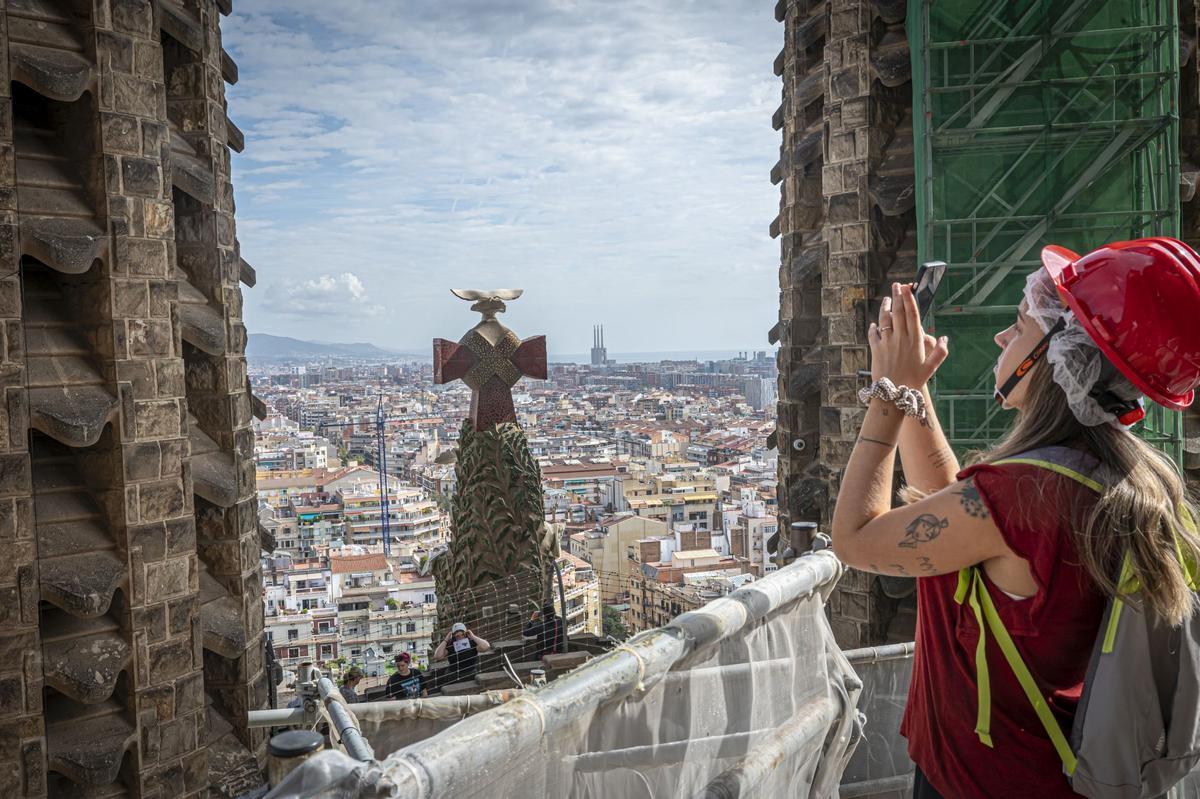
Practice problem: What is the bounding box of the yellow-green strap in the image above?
[969,567,1079,774]
[992,457,1105,493]
[964,569,993,747]
[955,568,970,603]
[1102,552,1135,654]
[1178,506,1200,591]
[1102,599,1124,654]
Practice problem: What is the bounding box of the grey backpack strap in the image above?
[992,446,1110,492]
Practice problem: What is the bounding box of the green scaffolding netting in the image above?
[909,0,1184,464]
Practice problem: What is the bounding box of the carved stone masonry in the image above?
[0,2,267,797]
[433,289,548,429]
[772,0,916,649]
[431,290,556,643]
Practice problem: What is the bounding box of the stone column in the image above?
[0,7,42,791]
[161,0,266,766]
[773,0,831,553]
[94,2,210,795]
[0,2,261,794]
[774,0,916,647]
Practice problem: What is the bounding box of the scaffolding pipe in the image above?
[378,551,843,797]
[350,691,522,723]
[693,695,841,799]
[247,707,307,728]
[844,641,916,665]
[317,677,375,762]
[553,558,568,653]
[841,774,916,798]
[567,710,830,773]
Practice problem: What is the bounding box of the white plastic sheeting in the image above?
[266,550,861,798]
[351,691,522,758]
[839,643,916,799]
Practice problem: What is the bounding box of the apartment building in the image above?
[556,554,603,638]
[266,608,340,675]
[338,484,442,549]
[626,535,752,633]
[337,603,437,671]
[625,479,720,533]
[580,515,669,605]
[722,490,779,577]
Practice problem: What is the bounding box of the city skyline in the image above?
[245,330,769,364]
[224,2,781,352]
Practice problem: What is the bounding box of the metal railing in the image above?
[376,550,843,796]
[248,664,374,763]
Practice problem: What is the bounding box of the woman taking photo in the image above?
[830,238,1200,798]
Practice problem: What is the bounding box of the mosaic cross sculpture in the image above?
[432,289,547,429]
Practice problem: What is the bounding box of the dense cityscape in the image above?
[254,332,781,699]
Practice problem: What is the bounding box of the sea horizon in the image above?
[548,349,768,365]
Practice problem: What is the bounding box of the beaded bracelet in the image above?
[857,377,927,422]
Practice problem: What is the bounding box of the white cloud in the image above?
[225,1,781,353]
[262,272,384,318]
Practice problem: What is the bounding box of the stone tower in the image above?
[432,291,555,641]
[771,0,915,648]
[0,1,266,796]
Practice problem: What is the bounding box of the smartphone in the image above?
[856,261,949,379]
[914,260,947,319]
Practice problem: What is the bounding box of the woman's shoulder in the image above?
[961,448,1101,539]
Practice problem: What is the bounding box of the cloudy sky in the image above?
[224,1,782,356]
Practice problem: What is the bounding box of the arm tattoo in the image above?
[898,513,949,548]
[957,479,989,519]
[887,563,910,575]
[859,435,897,448]
[929,448,954,469]
[917,556,936,574]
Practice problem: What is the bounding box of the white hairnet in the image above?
[1023,268,1141,427]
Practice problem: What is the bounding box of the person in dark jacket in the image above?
[523,603,564,659]
[385,652,426,699]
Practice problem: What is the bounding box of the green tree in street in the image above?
[603,606,629,641]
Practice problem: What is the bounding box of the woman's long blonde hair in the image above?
[975,361,1200,625]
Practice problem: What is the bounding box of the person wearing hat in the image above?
[827,240,1200,798]
[432,622,491,683]
[338,666,364,704]
[384,652,426,699]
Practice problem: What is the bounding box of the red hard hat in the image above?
[1040,237,1200,410]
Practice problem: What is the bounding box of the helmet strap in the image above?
[1088,358,1146,426]
[994,316,1066,404]
[994,316,1146,426]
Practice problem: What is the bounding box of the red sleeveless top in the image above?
[900,460,1107,798]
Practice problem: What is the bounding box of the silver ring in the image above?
[878,326,893,332]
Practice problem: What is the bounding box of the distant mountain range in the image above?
[247,334,427,361]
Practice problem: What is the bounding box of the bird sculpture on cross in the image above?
[432,289,547,429]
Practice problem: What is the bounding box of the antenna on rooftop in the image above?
[320,394,409,555]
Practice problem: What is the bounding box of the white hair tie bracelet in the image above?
[857,377,927,422]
